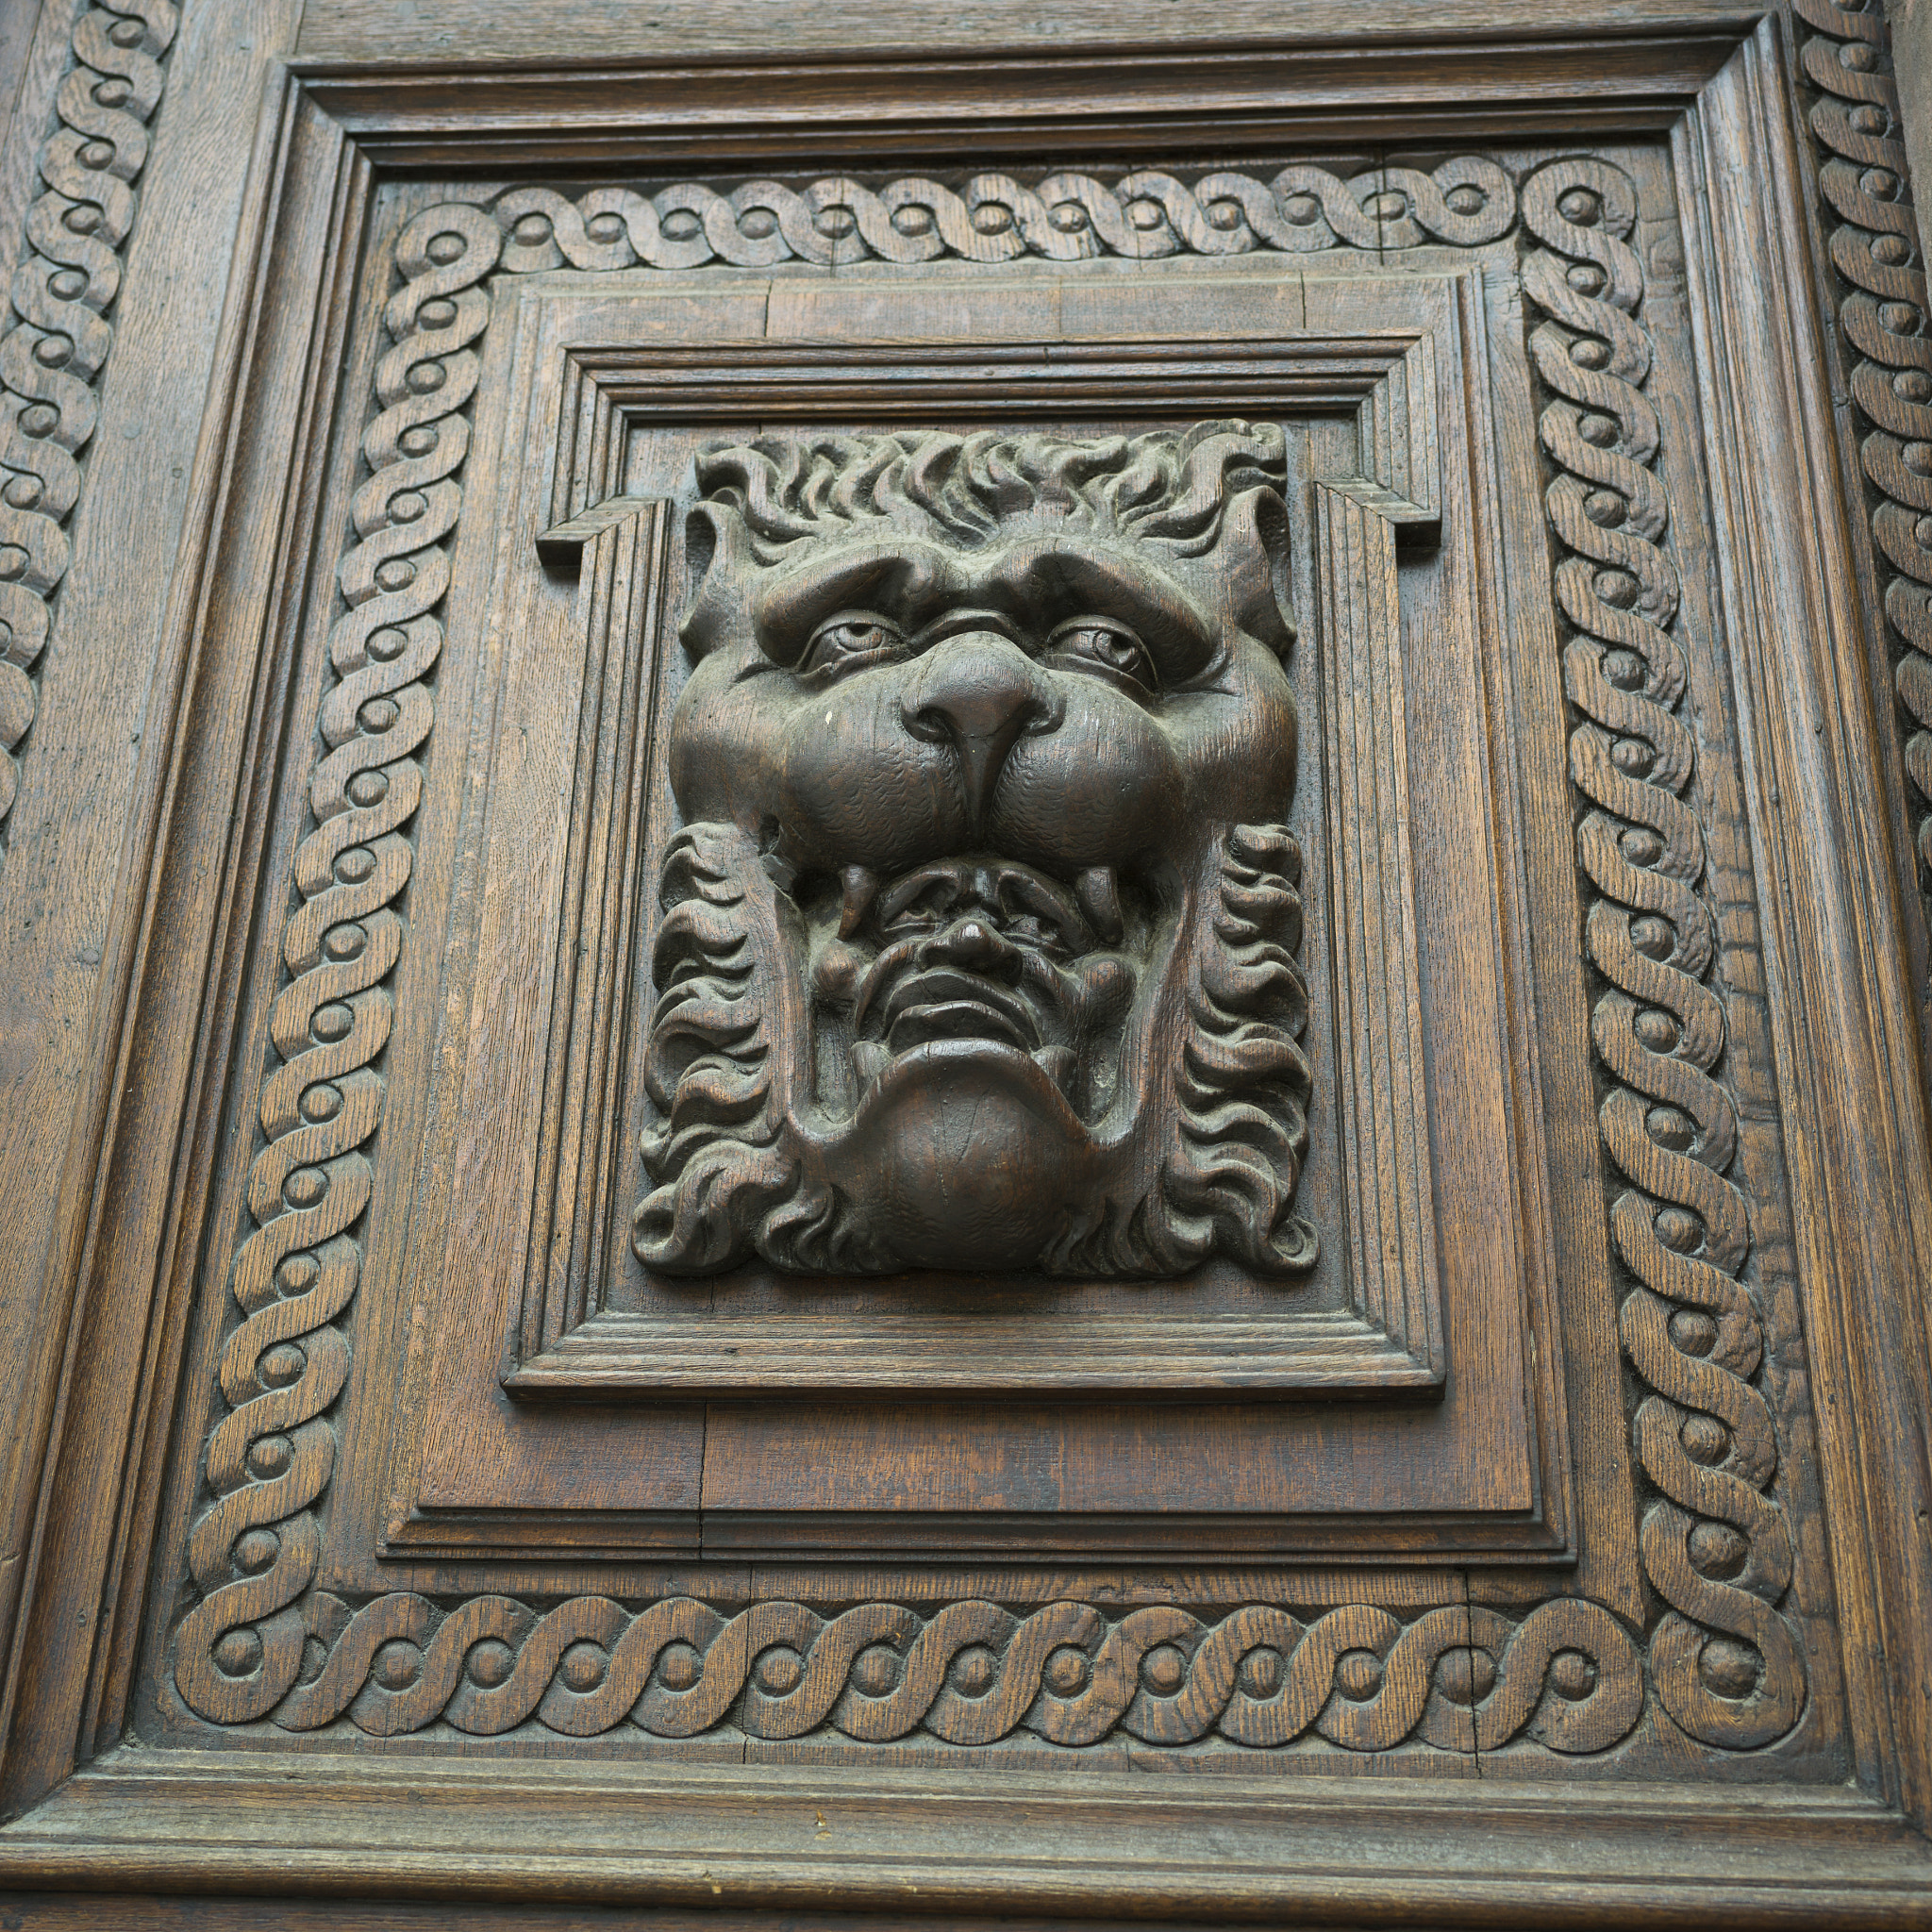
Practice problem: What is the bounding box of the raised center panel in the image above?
[358,253,1589,1565]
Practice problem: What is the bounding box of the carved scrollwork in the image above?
[174,203,504,1722]
[487,160,1516,275]
[0,0,178,834]
[184,1588,1638,1754]
[1793,5,1932,887]
[1522,158,1804,1749]
[169,159,1801,1761]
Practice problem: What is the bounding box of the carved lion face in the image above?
[636,423,1317,1279]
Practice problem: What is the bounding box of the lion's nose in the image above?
[900,634,1062,831]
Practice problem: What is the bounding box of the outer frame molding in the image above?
[0,9,1928,1923]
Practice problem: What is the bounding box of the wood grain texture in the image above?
[291,0,1763,63]
[0,0,305,1816]
[0,5,1927,1921]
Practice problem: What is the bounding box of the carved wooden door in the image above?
[3,1,1932,1924]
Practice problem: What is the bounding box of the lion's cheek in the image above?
[991,726,1187,871]
[1158,667,1300,825]
[663,664,788,827]
[772,708,972,873]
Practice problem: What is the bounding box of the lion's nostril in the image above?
[900,635,1059,829]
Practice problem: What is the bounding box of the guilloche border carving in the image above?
[1792,6,1932,964]
[0,0,179,839]
[486,159,1518,276]
[165,158,1801,1757]
[1523,160,1804,1747]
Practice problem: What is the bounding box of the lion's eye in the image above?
[802,614,906,678]
[1050,620,1158,695]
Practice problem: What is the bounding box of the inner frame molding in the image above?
[507,332,1448,1399]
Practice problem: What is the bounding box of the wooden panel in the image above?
[2,6,1931,1920]
[351,255,1575,1564]
[295,0,1769,64]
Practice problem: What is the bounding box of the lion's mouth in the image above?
[834,853,1127,1105]
[852,967,1074,1092]
[880,966,1041,1054]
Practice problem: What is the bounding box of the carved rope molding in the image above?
[167,161,1793,1757]
[1524,161,1804,1747]
[0,0,179,832]
[1794,8,1932,898]
[484,159,1519,274]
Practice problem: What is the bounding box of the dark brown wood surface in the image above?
[0,1,1926,1924]
[295,0,1770,62]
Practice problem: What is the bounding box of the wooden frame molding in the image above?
[509,330,1452,1402]
[1,7,1931,1923]
[0,0,180,840]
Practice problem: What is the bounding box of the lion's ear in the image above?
[677,501,752,659]
[1216,485,1296,656]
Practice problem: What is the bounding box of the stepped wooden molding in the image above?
[164,158,1802,1759]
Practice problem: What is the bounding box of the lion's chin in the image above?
[831,1038,1101,1272]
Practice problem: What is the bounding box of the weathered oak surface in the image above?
[0,1,1927,1925]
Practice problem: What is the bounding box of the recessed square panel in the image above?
[365,258,1586,1564]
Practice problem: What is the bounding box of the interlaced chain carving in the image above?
[1793,3,1932,899]
[1522,158,1804,1749]
[0,0,177,837]
[256,1592,1640,1751]
[485,160,1516,274]
[171,161,1799,1758]
[174,202,505,1721]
